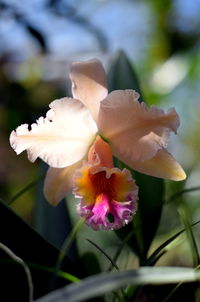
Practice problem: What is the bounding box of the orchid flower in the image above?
[10,59,186,230]
[73,135,138,230]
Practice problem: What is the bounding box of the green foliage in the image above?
[34,267,200,302]
[79,252,102,276]
[2,49,200,301]
[133,172,164,262]
[179,206,200,267]
[145,220,200,266]
[0,199,83,301]
[86,238,119,271]
[108,50,143,98]
[34,163,78,252]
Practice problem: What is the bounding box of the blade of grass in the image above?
[8,175,44,205]
[144,219,200,266]
[86,239,129,301]
[35,267,200,302]
[0,242,33,302]
[166,186,200,204]
[86,238,119,271]
[108,228,136,271]
[161,265,200,302]
[49,218,84,290]
[110,215,200,271]
[0,257,80,283]
[30,263,80,283]
[195,284,200,302]
[0,197,82,298]
[111,186,200,270]
[110,219,200,271]
[178,206,200,266]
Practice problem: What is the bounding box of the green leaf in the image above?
[34,267,200,302]
[25,23,47,53]
[8,175,44,205]
[135,172,164,261]
[86,238,119,271]
[79,252,102,276]
[49,219,84,291]
[0,257,80,283]
[166,186,200,204]
[108,50,143,98]
[115,172,164,263]
[0,242,33,302]
[178,206,200,266]
[34,163,78,254]
[145,220,200,266]
[0,198,83,300]
[108,51,164,263]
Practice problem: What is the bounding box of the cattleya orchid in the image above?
[10,59,186,230]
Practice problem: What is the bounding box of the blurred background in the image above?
[1,0,200,271]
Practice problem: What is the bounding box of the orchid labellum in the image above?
[10,59,186,230]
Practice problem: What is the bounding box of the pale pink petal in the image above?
[88,135,114,169]
[44,160,82,206]
[117,149,186,181]
[10,97,97,168]
[98,90,180,162]
[70,59,108,122]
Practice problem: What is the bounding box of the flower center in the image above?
[90,170,116,201]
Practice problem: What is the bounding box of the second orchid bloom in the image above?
[10,59,186,230]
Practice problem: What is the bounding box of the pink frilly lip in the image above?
[73,163,138,230]
[76,188,137,231]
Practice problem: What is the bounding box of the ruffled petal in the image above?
[98,90,180,162]
[118,149,186,181]
[10,97,97,168]
[73,164,138,230]
[70,59,108,122]
[44,160,82,206]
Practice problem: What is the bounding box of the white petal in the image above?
[70,59,108,122]
[10,97,97,168]
[98,90,180,162]
[44,160,82,206]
